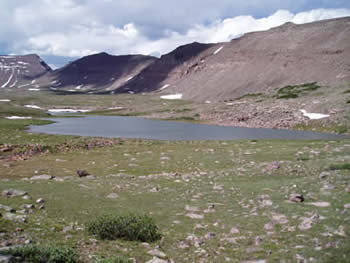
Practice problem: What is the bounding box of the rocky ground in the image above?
[0,135,349,262]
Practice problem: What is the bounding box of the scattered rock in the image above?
[185,205,200,212]
[30,174,54,180]
[77,169,89,177]
[20,204,35,210]
[204,232,216,240]
[185,213,204,219]
[267,162,281,170]
[36,198,45,204]
[264,222,275,231]
[319,172,330,179]
[0,204,15,213]
[147,249,167,258]
[298,214,319,231]
[272,214,289,224]
[186,234,204,247]
[3,213,27,223]
[289,194,304,203]
[307,202,331,207]
[322,183,336,190]
[230,227,240,234]
[146,257,170,263]
[2,189,27,198]
[150,187,160,193]
[106,193,119,199]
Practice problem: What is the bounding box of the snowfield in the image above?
[5,116,32,120]
[160,94,183,100]
[300,110,330,120]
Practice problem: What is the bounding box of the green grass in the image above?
[2,245,79,263]
[329,163,350,170]
[87,213,162,242]
[276,82,321,99]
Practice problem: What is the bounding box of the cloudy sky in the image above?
[1,0,350,68]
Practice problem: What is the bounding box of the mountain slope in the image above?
[42,52,157,93]
[155,17,350,101]
[0,54,51,90]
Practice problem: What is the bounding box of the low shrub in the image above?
[87,213,162,242]
[3,245,78,263]
[276,82,321,99]
[329,163,350,171]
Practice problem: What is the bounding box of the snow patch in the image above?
[29,88,40,91]
[0,99,11,102]
[5,116,32,120]
[108,107,124,110]
[160,84,170,91]
[48,109,90,113]
[213,46,224,55]
[25,105,41,109]
[31,79,36,84]
[160,94,183,100]
[125,76,134,82]
[75,85,83,90]
[1,68,14,88]
[300,110,329,120]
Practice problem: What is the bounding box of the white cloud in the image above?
[20,8,350,59]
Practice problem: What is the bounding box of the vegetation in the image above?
[87,213,162,242]
[96,256,132,263]
[329,163,350,170]
[2,245,78,263]
[276,82,321,99]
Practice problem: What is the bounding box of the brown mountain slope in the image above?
[122,17,350,101]
[0,54,51,90]
[41,52,157,93]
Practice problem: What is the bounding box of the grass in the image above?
[329,163,350,170]
[2,245,79,263]
[87,213,162,242]
[276,82,321,99]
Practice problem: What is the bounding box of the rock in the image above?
[3,213,27,223]
[272,214,289,224]
[0,255,14,263]
[22,195,31,200]
[106,193,119,199]
[30,174,54,180]
[20,204,35,209]
[255,236,263,246]
[289,194,304,203]
[344,203,350,209]
[185,205,200,212]
[264,222,275,231]
[319,172,330,179]
[307,202,331,207]
[241,260,267,263]
[0,204,15,213]
[298,214,319,231]
[38,205,45,210]
[2,189,27,198]
[36,198,45,204]
[346,185,350,193]
[230,227,240,234]
[204,232,216,240]
[150,187,160,193]
[322,183,335,190]
[147,249,167,258]
[186,234,204,247]
[146,257,170,263]
[185,213,204,219]
[267,162,280,170]
[220,237,238,244]
[77,169,89,177]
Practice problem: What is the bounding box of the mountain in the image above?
[122,16,350,101]
[41,52,156,93]
[0,54,51,89]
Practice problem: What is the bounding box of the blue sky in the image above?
[1,0,349,68]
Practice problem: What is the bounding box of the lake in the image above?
[29,116,348,141]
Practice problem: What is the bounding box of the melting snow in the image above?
[125,76,134,82]
[25,105,41,109]
[5,116,32,120]
[213,46,224,55]
[48,109,90,113]
[160,84,170,90]
[0,99,11,102]
[300,110,329,120]
[160,94,183,100]
[1,68,14,88]
[29,88,40,91]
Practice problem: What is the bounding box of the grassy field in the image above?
[0,90,350,262]
[0,113,349,262]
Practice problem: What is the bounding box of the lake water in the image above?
[29,116,348,140]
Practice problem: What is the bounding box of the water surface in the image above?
[29,116,348,140]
